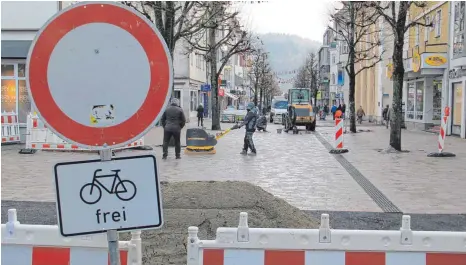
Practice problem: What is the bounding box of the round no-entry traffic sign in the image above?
[26,2,173,150]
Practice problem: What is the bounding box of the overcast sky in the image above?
[238,0,337,42]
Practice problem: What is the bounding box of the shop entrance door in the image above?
[432,80,442,125]
[452,82,463,135]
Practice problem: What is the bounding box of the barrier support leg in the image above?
[130,231,142,265]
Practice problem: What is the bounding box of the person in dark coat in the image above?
[161,98,186,159]
[196,103,204,127]
[341,103,346,119]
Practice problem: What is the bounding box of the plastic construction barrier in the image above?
[1,209,142,265]
[24,113,145,152]
[187,212,466,265]
[1,111,21,144]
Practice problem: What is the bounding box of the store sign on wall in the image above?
[449,68,466,79]
[425,55,447,66]
[421,53,448,69]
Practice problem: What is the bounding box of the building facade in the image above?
[318,28,334,106]
[403,2,450,131]
[1,1,75,141]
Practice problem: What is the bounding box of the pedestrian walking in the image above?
[382,104,391,128]
[357,106,365,124]
[234,102,258,155]
[331,104,337,120]
[342,103,346,119]
[323,104,329,120]
[196,103,204,127]
[161,98,186,160]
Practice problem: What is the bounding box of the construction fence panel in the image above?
[187,212,466,265]
[1,209,142,265]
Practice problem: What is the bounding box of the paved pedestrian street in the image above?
[2,119,466,215]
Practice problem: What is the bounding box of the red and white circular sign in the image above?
[26,2,173,150]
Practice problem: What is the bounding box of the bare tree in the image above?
[122,2,236,56]
[248,48,271,110]
[294,53,319,103]
[370,1,431,151]
[183,2,255,130]
[329,1,384,133]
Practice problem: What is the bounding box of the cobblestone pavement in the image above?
[2,118,466,214]
[317,119,466,214]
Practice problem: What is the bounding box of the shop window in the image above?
[407,83,415,119]
[1,62,28,123]
[190,91,198,112]
[173,90,181,100]
[453,83,463,126]
[1,79,16,113]
[415,81,424,120]
[432,81,442,121]
[1,64,14,77]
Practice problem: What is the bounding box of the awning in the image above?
[224,91,238,100]
[1,40,32,58]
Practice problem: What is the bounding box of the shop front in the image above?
[403,52,448,131]
[448,67,466,138]
[1,61,30,142]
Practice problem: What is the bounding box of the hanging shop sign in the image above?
[412,51,421,73]
[421,53,448,68]
[386,63,393,79]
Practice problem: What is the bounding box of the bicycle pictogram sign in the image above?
[79,169,137,205]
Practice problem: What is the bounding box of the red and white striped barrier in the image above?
[187,212,466,265]
[2,209,142,265]
[428,107,456,157]
[24,113,145,152]
[438,115,447,152]
[330,116,348,154]
[1,111,21,144]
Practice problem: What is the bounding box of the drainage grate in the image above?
[315,132,402,213]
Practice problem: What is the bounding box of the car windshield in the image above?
[226,106,235,110]
[273,101,288,109]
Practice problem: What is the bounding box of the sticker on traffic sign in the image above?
[54,155,163,236]
[26,2,173,150]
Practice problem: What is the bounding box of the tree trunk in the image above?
[253,84,258,106]
[348,2,357,133]
[209,26,221,130]
[259,86,263,111]
[390,38,405,151]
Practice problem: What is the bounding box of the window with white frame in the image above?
[435,10,442,37]
[424,15,430,41]
[341,43,349,54]
[331,73,335,85]
[332,55,336,64]
[1,62,29,124]
[190,90,198,112]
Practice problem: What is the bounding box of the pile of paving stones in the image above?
[119,181,319,265]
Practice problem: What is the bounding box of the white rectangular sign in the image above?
[54,154,163,237]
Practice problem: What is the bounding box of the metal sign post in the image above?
[100,148,120,265]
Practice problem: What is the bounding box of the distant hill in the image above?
[258,33,321,91]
